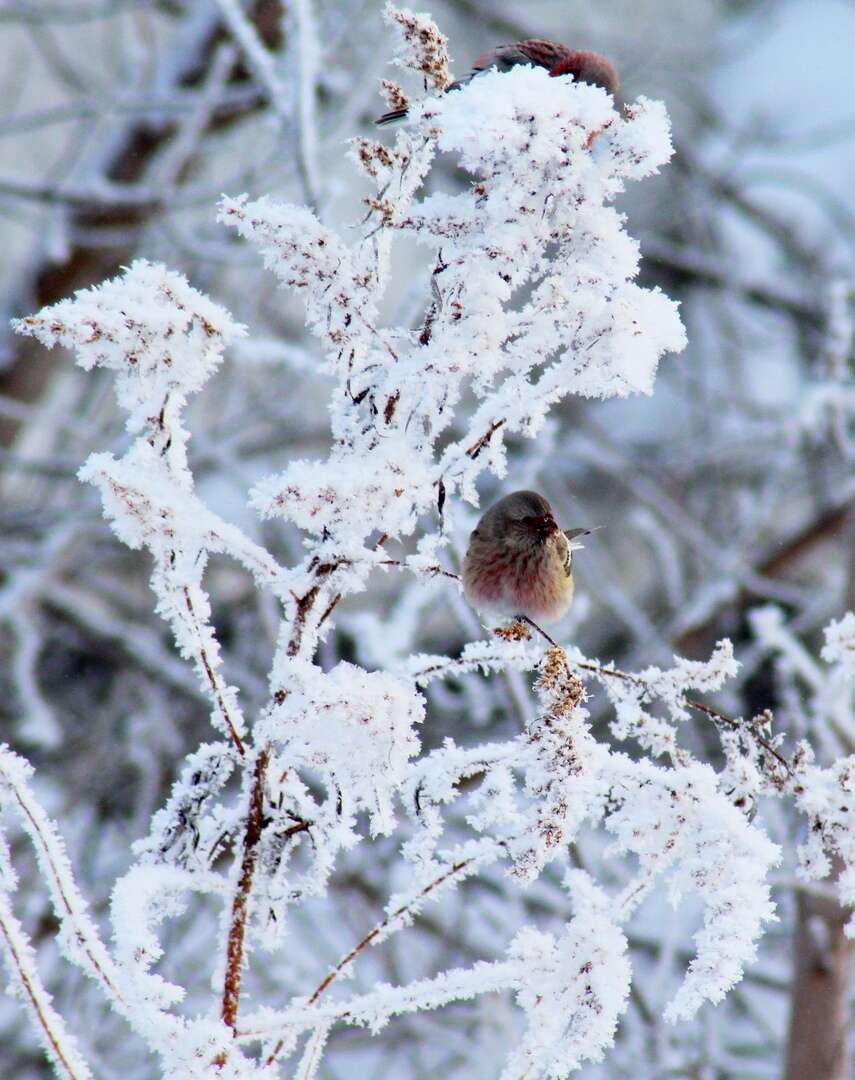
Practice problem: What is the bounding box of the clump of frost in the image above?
[822,612,855,680]
[604,756,779,1020]
[13,258,245,450]
[503,873,631,1079]
[260,660,423,836]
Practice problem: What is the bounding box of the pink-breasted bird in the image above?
[462,491,590,626]
[377,40,619,125]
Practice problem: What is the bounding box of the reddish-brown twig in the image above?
[218,748,270,1059]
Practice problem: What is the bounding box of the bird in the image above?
[462,490,590,626]
[376,41,619,125]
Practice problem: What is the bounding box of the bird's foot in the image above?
[518,615,558,647]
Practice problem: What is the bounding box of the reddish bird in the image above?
[377,40,619,125]
[462,491,590,626]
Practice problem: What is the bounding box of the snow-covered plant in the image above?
[3,5,853,1078]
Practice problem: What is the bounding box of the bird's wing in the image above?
[557,531,572,577]
[461,40,570,84]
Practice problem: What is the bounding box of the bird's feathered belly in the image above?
[463,541,573,623]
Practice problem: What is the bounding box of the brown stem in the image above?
[465,418,506,459]
[219,748,270,1048]
[519,615,558,648]
[310,858,471,1006]
[289,534,398,657]
[419,301,438,346]
[0,903,87,1079]
[316,592,342,631]
[287,585,321,657]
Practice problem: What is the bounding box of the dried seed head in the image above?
[381,79,410,114]
[494,620,533,643]
[536,647,586,716]
[385,4,451,93]
[537,645,570,691]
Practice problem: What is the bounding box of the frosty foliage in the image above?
[752,607,855,930]
[822,611,855,681]
[0,754,94,1080]
[2,5,852,1078]
[504,873,631,1078]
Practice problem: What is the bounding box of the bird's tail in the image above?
[375,107,409,126]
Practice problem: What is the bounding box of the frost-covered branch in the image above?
[0,875,93,1079]
[15,261,252,755]
[0,748,124,1008]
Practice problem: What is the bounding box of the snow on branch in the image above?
[508,650,607,881]
[259,660,423,837]
[219,32,685,536]
[0,747,124,1008]
[13,259,244,459]
[0,747,191,1068]
[503,873,630,1078]
[604,755,779,1020]
[239,874,630,1080]
[401,643,780,1022]
[0,835,93,1080]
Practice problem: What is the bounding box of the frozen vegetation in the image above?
[0,2,853,1078]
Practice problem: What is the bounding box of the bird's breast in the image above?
[508,542,574,622]
[463,538,573,623]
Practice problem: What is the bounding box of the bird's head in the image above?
[485,490,559,549]
[549,50,620,97]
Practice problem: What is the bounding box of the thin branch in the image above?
[214,0,290,124]
[264,857,473,1066]
[465,418,506,459]
[573,658,791,775]
[413,625,792,776]
[242,955,520,1044]
[182,585,246,756]
[308,857,472,1006]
